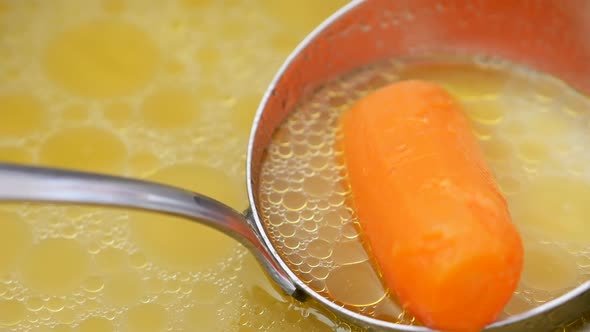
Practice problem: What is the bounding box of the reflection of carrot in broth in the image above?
[340,80,523,332]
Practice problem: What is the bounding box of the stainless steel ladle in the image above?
[2,0,590,331]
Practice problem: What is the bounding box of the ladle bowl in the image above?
[2,0,590,331]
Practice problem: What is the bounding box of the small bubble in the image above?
[267,192,283,205]
[338,208,355,222]
[323,211,342,227]
[308,155,329,172]
[284,211,301,224]
[300,209,315,221]
[302,220,318,232]
[272,179,290,193]
[266,213,284,227]
[283,238,300,250]
[577,255,590,268]
[290,122,306,134]
[342,224,359,239]
[299,264,313,274]
[166,279,182,293]
[306,239,333,259]
[332,240,369,265]
[26,297,44,311]
[292,144,310,159]
[82,276,104,293]
[277,145,293,159]
[307,134,325,149]
[46,297,65,312]
[278,224,296,237]
[88,242,102,254]
[101,234,115,245]
[38,308,52,321]
[288,255,304,266]
[103,310,117,320]
[326,193,346,207]
[471,122,494,141]
[316,200,331,211]
[311,266,330,280]
[305,257,321,268]
[318,145,333,156]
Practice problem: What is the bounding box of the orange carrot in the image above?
[340,80,523,332]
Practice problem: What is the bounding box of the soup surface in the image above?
[0,0,350,331]
[0,0,589,331]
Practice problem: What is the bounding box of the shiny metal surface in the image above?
[0,0,589,331]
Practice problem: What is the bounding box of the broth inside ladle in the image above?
[259,55,590,325]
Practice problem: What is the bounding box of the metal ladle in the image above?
[1,0,590,331]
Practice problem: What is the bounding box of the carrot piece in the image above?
[340,80,523,332]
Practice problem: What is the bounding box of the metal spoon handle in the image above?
[0,162,297,296]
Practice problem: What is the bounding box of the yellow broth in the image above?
[0,1,589,331]
[0,1,349,331]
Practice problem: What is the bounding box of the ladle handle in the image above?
[0,163,298,297]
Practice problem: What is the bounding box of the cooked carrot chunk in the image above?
[340,80,523,332]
